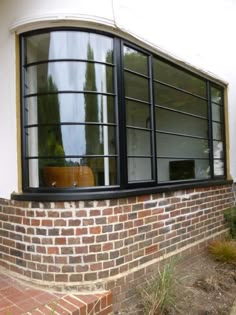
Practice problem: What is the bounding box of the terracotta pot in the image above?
[43,166,94,187]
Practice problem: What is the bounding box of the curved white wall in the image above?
[0,0,236,198]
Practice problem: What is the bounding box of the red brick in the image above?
[90,226,101,234]
[90,209,101,216]
[48,247,59,255]
[61,228,74,235]
[76,228,88,235]
[108,216,118,223]
[138,210,151,218]
[54,219,66,226]
[102,208,113,215]
[63,295,87,315]
[42,220,53,226]
[134,219,144,227]
[145,244,158,255]
[137,195,151,202]
[90,262,102,271]
[55,237,66,245]
[31,219,40,226]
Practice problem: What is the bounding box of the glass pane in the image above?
[124,72,149,102]
[128,158,152,182]
[211,86,223,104]
[123,46,148,75]
[126,100,150,128]
[214,160,224,176]
[153,58,206,97]
[212,103,223,122]
[212,122,223,140]
[27,125,116,157]
[29,157,117,188]
[25,31,113,64]
[127,129,151,156]
[25,62,113,95]
[213,141,223,158]
[154,83,207,117]
[26,94,115,125]
[155,108,208,138]
[157,158,210,182]
[156,133,209,158]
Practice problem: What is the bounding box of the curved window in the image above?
[20,29,226,193]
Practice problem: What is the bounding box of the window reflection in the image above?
[155,107,208,138]
[22,30,226,190]
[26,62,113,95]
[25,30,117,188]
[157,158,210,182]
[156,133,209,158]
[153,58,206,97]
[26,94,115,125]
[27,125,116,157]
[26,31,113,64]
[128,158,152,182]
[155,83,208,117]
[211,86,223,104]
[126,100,150,128]
[123,46,148,75]
[125,72,149,102]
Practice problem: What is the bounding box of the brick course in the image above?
[0,184,234,310]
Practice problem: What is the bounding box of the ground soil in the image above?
[119,249,236,315]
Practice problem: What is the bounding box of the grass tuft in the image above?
[224,207,236,238]
[208,240,236,264]
[137,260,176,315]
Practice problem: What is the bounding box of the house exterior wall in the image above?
[0,0,236,311]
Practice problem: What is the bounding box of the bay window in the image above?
[20,29,226,194]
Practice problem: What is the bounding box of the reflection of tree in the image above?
[123,50,147,75]
[84,45,101,156]
[38,76,64,159]
[154,58,206,97]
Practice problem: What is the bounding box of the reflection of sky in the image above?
[47,31,112,158]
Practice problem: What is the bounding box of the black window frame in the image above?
[15,27,228,201]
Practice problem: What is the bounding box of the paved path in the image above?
[0,271,112,314]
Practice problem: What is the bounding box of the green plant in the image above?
[208,240,236,263]
[224,207,236,238]
[137,260,176,315]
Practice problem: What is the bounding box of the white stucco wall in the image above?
[0,0,235,198]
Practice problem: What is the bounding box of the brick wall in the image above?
[0,184,234,310]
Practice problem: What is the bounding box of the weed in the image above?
[208,240,236,264]
[224,207,236,238]
[137,260,176,315]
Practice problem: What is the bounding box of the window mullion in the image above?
[21,36,30,190]
[207,81,214,178]
[149,54,157,183]
[115,38,128,188]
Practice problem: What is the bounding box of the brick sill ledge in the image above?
[11,179,232,202]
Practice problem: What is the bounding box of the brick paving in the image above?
[0,272,112,315]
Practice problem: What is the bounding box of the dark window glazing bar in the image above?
[26,155,118,159]
[24,122,117,128]
[124,68,150,79]
[125,96,151,105]
[155,104,208,120]
[155,130,209,140]
[157,156,210,160]
[153,79,208,101]
[24,59,115,67]
[25,91,116,98]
